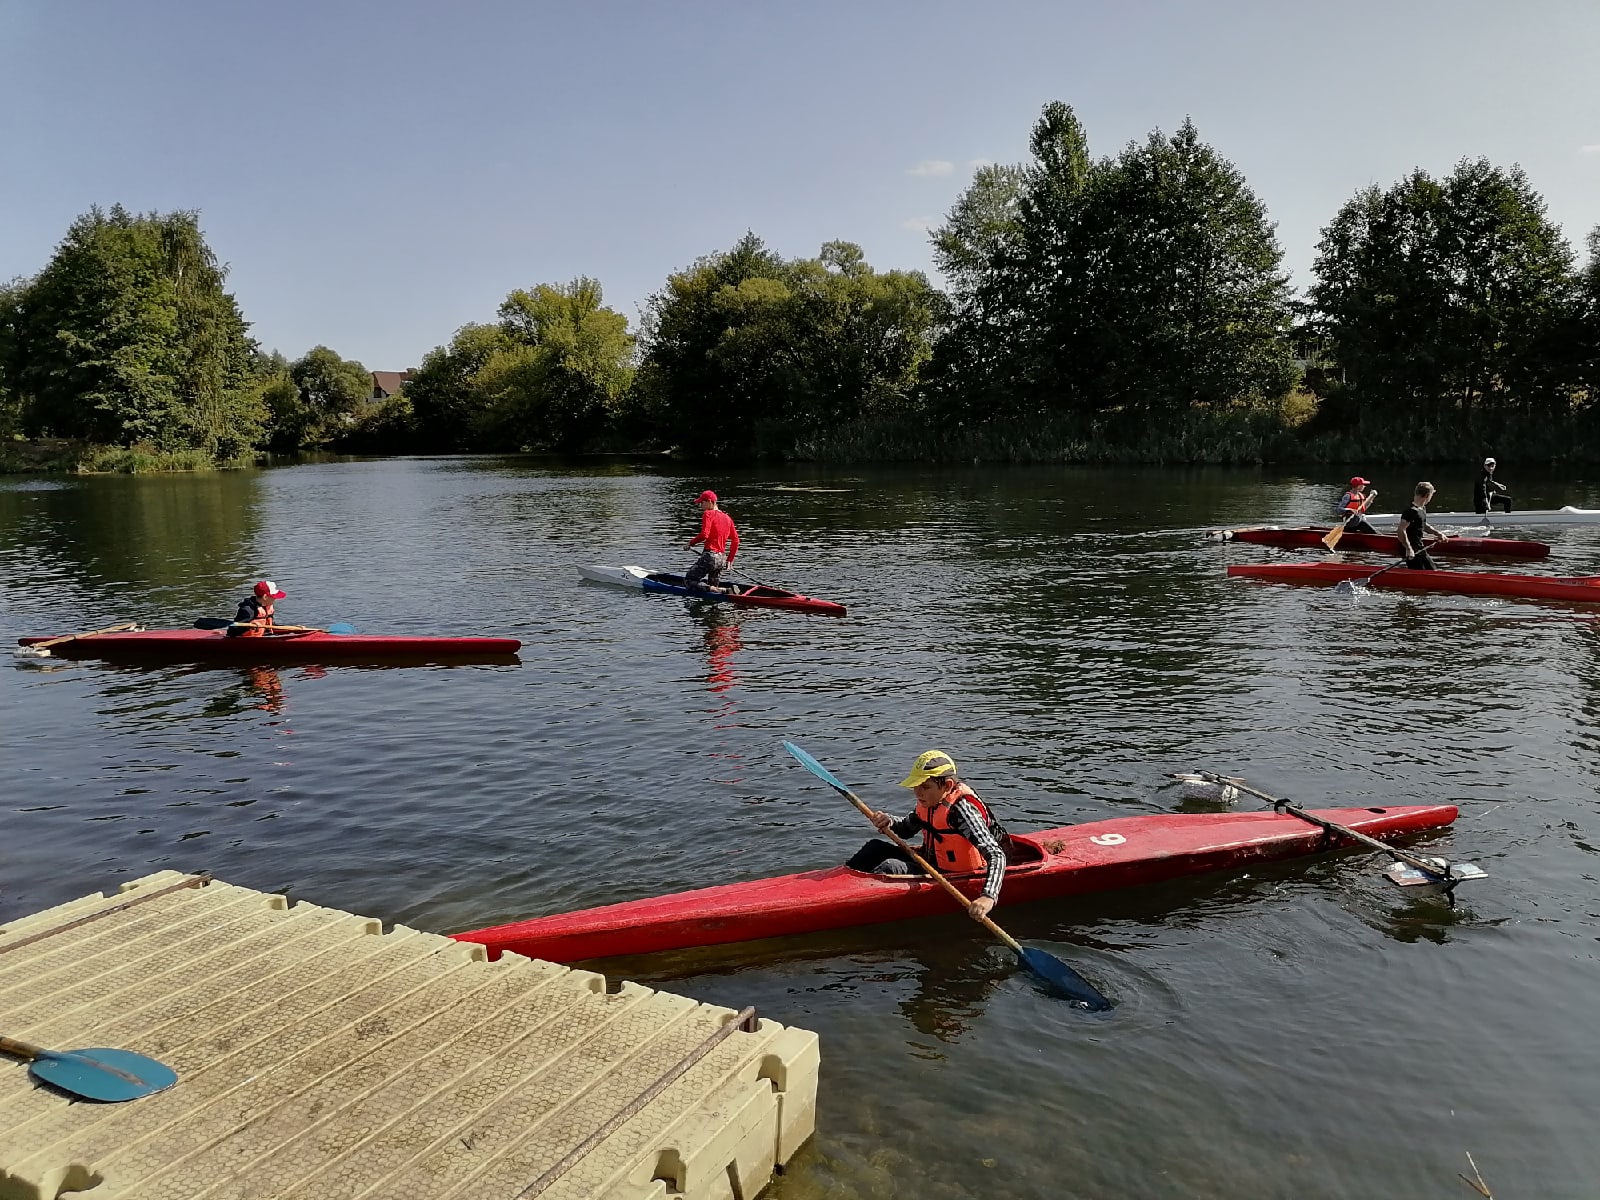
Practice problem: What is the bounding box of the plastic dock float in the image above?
[0,871,819,1200]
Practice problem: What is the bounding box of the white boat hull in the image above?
[1359,506,1600,528]
[577,564,652,589]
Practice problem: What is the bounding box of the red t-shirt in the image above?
[692,509,739,561]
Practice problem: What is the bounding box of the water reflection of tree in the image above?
[0,472,262,617]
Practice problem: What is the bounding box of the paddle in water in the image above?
[0,1034,177,1102]
[782,740,1112,1010]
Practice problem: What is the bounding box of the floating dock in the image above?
[0,871,819,1200]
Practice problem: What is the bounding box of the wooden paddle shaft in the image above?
[35,621,139,648]
[841,790,1022,952]
[0,1036,44,1061]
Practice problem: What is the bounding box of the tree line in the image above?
[3,103,1598,468]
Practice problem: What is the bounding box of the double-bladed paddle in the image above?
[194,618,357,635]
[782,740,1112,1010]
[1,1034,177,1102]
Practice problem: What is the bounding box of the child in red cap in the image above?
[1335,477,1378,534]
[229,580,286,637]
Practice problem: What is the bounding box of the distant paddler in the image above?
[685,490,740,594]
[1335,476,1379,535]
[1474,457,1512,515]
[846,750,1009,921]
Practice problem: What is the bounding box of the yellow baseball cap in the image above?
[898,750,956,787]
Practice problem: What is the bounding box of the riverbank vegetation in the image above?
[2,102,1596,470]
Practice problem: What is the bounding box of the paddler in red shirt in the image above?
[685,490,739,593]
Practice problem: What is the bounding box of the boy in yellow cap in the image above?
[845,750,1008,919]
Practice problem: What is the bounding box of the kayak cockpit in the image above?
[848,835,1053,885]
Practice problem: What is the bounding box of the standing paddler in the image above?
[1397,482,1450,570]
[685,489,740,593]
[846,750,1009,921]
[1474,457,1512,515]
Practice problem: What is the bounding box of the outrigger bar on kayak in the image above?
[1173,771,1488,903]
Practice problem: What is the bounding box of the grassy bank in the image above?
[0,439,256,474]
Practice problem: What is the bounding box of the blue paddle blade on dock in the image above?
[28,1047,178,1102]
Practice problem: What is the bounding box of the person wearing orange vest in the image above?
[1335,477,1379,534]
[228,580,286,637]
[845,750,1008,920]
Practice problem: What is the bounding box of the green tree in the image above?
[284,345,371,448]
[3,206,261,457]
[930,105,1295,422]
[1311,159,1582,430]
[406,323,520,450]
[489,278,635,449]
[638,234,941,457]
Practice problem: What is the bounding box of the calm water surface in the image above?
[3,459,1598,1198]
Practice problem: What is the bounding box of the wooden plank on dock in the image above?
[0,871,819,1200]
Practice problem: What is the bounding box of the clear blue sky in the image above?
[3,0,1596,369]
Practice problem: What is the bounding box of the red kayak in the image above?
[1228,561,1600,605]
[452,805,1456,962]
[17,628,522,662]
[1218,526,1549,559]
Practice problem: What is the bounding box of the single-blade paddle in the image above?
[0,1035,177,1102]
[782,740,1112,1010]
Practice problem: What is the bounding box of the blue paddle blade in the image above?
[325,622,356,635]
[29,1047,177,1102]
[1018,947,1113,1011]
[194,617,231,629]
[783,740,849,793]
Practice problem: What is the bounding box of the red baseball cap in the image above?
[1349,477,1370,488]
[695,490,717,504]
[254,580,286,599]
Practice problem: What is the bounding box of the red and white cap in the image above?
[1349,476,1370,488]
[253,580,286,599]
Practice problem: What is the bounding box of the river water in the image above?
[3,458,1598,1198]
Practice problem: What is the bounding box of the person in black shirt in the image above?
[1473,457,1511,514]
[1398,483,1450,569]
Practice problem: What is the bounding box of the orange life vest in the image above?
[1340,490,1366,513]
[915,782,994,875]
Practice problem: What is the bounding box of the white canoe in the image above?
[1359,506,1600,528]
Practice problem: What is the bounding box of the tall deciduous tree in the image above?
[3,206,262,456]
[929,105,1295,421]
[638,235,940,457]
[1311,159,1582,426]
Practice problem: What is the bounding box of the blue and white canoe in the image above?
[577,565,847,616]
